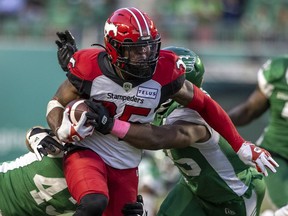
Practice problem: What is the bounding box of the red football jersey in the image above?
[66,48,185,169]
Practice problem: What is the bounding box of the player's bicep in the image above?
[247,86,269,115]
[229,86,269,125]
[171,80,194,106]
[47,79,80,132]
[54,79,80,106]
[170,120,210,147]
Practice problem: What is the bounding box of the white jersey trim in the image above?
[0,152,37,173]
[258,67,274,98]
[124,7,150,36]
[166,107,249,196]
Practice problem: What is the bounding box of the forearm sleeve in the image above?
[187,87,244,152]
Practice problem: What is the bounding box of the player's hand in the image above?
[57,107,94,142]
[122,195,147,216]
[26,126,65,161]
[84,100,114,135]
[55,30,78,72]
[237,142,279,176]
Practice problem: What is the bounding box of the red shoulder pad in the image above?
[153,50,185,85]
[68,48,104,81]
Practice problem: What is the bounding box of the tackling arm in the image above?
[173,80,244,152]
[84,100,208,149]
[228,86,269,126]
[55,30,78,72]
[123,121,209,150]
[85,99,279,176]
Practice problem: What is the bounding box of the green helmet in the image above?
[163,46,205,88]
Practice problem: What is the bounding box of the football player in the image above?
[0,127,144,216]
[0,127,76,216]
[44,7,277,216]
[228,57,288,216]
[106,46,268,216]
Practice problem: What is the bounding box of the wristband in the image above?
[46,100,64,117]
[111,119,131,138]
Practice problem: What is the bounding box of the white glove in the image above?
[26,126,64,161]
[237,142,279,176]
[57,107,94,142]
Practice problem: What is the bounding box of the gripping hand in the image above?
[55,30,78,71]
[26,126,64,161]
[122,195,147,216]
[84,100,114,135]
[237,142,279,176]
[57,107,94,142]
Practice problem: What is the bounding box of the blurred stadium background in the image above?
[0,0,286,213]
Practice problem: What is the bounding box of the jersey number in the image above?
[281,102,288,119]
[166,150,201,177]
[102,101,151,121]
[30,174,75,215]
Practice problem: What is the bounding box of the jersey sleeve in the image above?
[166,108,208,127]
[155,50,186,104]
[187,85,245,152]
[166,107,214,141]
[258,58,286,98]
[66,48,104,98]
[68,48,103,81]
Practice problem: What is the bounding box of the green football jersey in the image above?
[153,102,263,203]
[257,56,288,159]
[0,152,76,216]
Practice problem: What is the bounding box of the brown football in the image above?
[66,99,91,124]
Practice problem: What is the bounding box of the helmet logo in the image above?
[176,58,186,71]
[179,55,196,74]
[104,22,118,37]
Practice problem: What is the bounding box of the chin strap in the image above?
[91,43,107,51]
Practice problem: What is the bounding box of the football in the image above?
[66,99,91,124]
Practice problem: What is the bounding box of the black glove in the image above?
[26,127,65,160]
[122,195,147,216]
[55,30,78,72]
[84,100,114,135]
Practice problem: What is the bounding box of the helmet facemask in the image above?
[112,36,161,80]
[104,7,161,81]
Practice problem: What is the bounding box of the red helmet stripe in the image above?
[125,7,150,36]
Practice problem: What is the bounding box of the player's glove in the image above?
[84,100,114,135]
[122,195,148,216]
[57,107,94,142]
[26,126,65,161]
[55,30,78,72]
[237,142,279,176]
